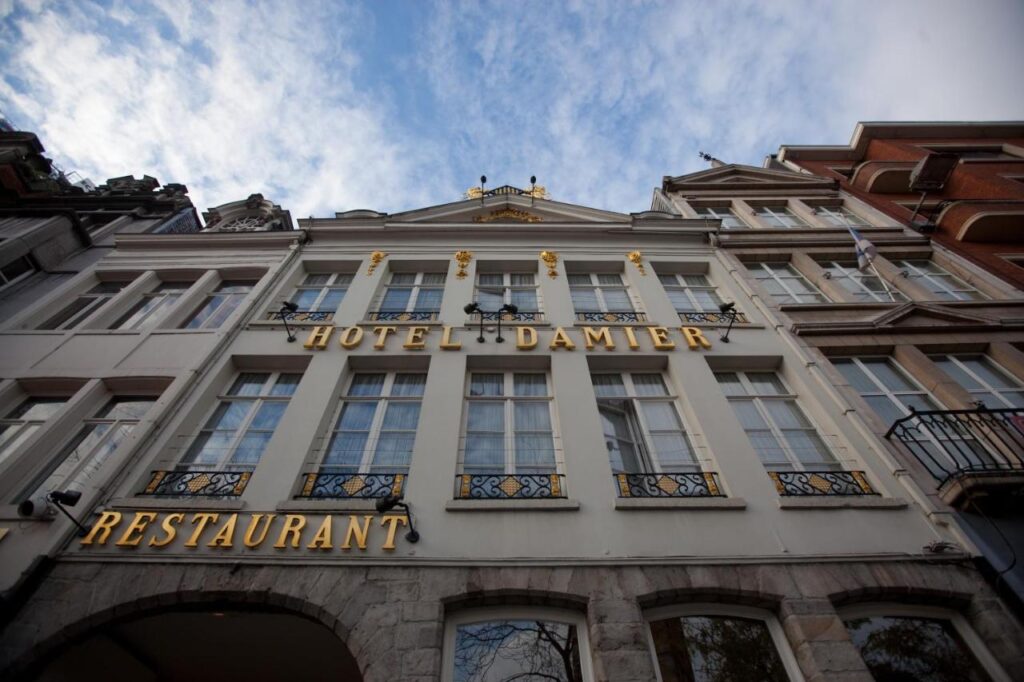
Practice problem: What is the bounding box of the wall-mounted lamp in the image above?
[464,302,518,342]
[18,489,91,537]
[279,301,299,342]
[375,494,420,543]
[495,303,518,342]
[718,301,738,343]
[464,302,486,342]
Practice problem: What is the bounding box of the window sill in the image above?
[111,497,247,511]
[277,499,379,512]
[614,497,746,511]
[446,498,580,512]
[777,496,908,510]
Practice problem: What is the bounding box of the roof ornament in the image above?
[699,151,725,168]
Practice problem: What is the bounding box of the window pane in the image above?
[510,289,537,310]
[349,374,386,397]
[231,432,271,465]
[861,359,916,392]
[380,402,421,430]
[389,273,416,285]
[597,274,623,285]
[845,616,990,682]
[467,402,504,431]
[633,374,669,396]
[100,398,154,420]
[477,273,503,286]
[513,374,547,397]
[463,436,504,470]
[592,374,627,397]
[228,373,269,396]
[303,273,332,286]
[292,289,320,309]
[380,287,411,311]
[514,433,556,470]
[249,402,287,430]
[962,357,1019,389]
[372,433,416,468]
[317,288,346,312]
[6,398,66,420]
[510,273,535,286]
[203,401,251,431]
[714,373,746,396]
[270,374,302,396]
[748,373,787,396]
[570,288,599,311]
[602,288,633,311]
[324,432,368,468]
[649,615,789,682]
[650,433,695,467]
[763,401,812,429]
[391,373,427,397]
[832,360,879,394]
[514,401,551,431]
[337,402,377,430]
[421,272,446,284]
[477,289,503,310]
[470,374,503,397]
[453,619,582,682]
[641,401,681,431]
[414,287,443,311]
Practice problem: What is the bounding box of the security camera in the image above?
[18,495,53,519]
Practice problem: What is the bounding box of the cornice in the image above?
[115,230,306,250]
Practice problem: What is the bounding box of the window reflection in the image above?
[453,619,582,682]
[649,615,789,682]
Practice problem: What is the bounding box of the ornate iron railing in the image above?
[367,310,439,322]
[574,311,647,323]
[615,472,724,498]
[297,472,405,499]
[142,470,251,497]
[455,473,565,499]
[266,310,334,323]
[768,470,875,496]
[475,311,544,323]
[885,407,1024,486]
[679,311,749,325]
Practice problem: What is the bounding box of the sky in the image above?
[1,0,1022,221]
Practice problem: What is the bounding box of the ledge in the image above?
[109,497,247,511]
[277,499,379,512]
[615,497,747,510]
[778,496,908,510]
[445,498,580,512]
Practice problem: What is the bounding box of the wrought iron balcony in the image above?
[367,310,439,322]
[615,472,724,497]
[885,407,1024,500]
[455,473,565,499]
[768,470,876,496]
[574,311,647,323]
[474,310,544,323]
[142,470,251,497]
[297,472,405,499]
[678,310,749,325]
[265,309,334,323]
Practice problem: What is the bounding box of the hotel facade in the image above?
[0,139,1023,680]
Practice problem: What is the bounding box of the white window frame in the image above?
[290,272,353,312]
[568,273,638,313]
[0,397,69,471]
[378,271,446,313]
[38,280,131,330]
[443,606,594,682]
[692,204,748,229]
[813,205,869,227]
[645,603,805,682]
[658,273,724,313]
[839,603,1011,682]
[113,281,192,329]
[822,261,906,303]
[929,354,1024,409]
[474,272,542,313]
[754,205,809,228]
[895,259,988,301]
[747,263,830,305]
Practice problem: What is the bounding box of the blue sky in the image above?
[1,0,1023,219]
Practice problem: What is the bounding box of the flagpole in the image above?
[845,222,898,303]
[868,260,898,303]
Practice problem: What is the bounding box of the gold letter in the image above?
[149,513,184,548]
[681,326,712,350]
[339,326,364,349]
[304,325,334,350]
[307,516,333,550]
[372,326,397,350]
[81,510,123,545]
[380,515,408,551]
[623,326,640,350]
[208,513,238,548]
[582,327,615,350]
[243,513,277,548]
[342,515,373,550]
[440,326,462,350]
[185,513,220,548]
[115,511,158,547]
[403,326,430,350]
[273,514,306,549]
[516,326,537,350]
[647,326,676,350]
[549,327,576,350]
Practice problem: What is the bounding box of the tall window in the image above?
[184,281,255,329]
[0,398,67,469]
[321,372,425,474]
[18,398,154,502]
[475,273,539,314]
[592,373,696,473]
[814,205,869,227]
[378,272,445,315]
[290,273,352,313]
[568,273,635,313]
[38,281,128,330]
[929,355,1024,408]
[822,261,906,303]
[462,373,556,475]
[658,273,724,313]
[715,371,837,470]
[180,372,300,470]
[895,260,988,301]
[693,205,747,229]
[755,206,808,228]
[746,263,829,304]
[113,282,191,329]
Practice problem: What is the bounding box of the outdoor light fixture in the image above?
[495,303,518,342]
[718,301,738,343]
[479,175,487,203]
[464,302,518,342]
[279,301,299,342]
[464,302,486,342]
[18,489,91,537]
[375,494,420,543]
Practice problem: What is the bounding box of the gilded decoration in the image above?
[454,250,473,279]
[540,250,559,278]
[627,250,647,276]
[367,250,387,276]
[473,208,543,223]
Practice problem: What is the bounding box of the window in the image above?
[592,373,697,473]
[658,273,725,313]
[894,260,988,301]
[647,606,799,682]
[179,372,300,470]
[38,281,128,330]
[290,273,352,312]
[822,261,906,303]
[746,263,829,305]
[462,373,557,475]
[16,398,154,502]
[693,205,747,229]
[320,372,426,474]
[0,398,67,469]
[475,272,539,314]
[183,281,255,329]
[929,355,1024,408]
[715,371,837,471]
[113,282,191,329]
[568,273,635,313]
[0,256,35,292]
[755,206,808,228]
[814,205,869,227]
[377,272,445,317]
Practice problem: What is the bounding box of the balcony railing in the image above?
[142,470,251,497]
[768,470,876,496]
[885,407,1024,486]
[297,472,405,499]
[266,309,334,323]
[574,311,647,323]
[615,472,724,498]
[455,473,565,499]
[475,311,544,323]
[367,310,439,322]
[678,310,749,325]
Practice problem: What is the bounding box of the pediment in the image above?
[872,303,997,328]
[663,164,836,191]
[390,194,630,225]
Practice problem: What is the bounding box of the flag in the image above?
[848,226,877,272]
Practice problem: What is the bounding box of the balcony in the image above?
[367,310,439,322]
[474,311,545,323]
[455,473,565,499]
[142,470,251,497]
[767,470,876,496]
[677,310,748,325]
[574,311,647,324]
[265,309,334,323]
[297,472,405,499]
[885,407,1024,506]
[615,472,724,498]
